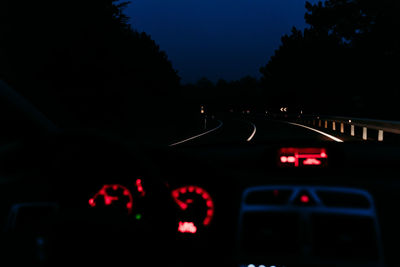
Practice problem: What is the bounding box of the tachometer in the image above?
[171,186,214,233]
[89,184,133,214]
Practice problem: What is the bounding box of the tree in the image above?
[260,0,400,119]
[181,76,264,113]
[0,0,180,128]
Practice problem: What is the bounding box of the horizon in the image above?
[124,0,319,83]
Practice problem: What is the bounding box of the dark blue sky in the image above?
[124,0,318,83]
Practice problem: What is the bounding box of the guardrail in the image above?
[295,115,400,142]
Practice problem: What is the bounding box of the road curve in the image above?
[169,116,347,147]
[169,120,224,147]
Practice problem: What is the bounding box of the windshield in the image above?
[0,0,398,145]
[2,2,400,266]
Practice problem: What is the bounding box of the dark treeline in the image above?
[181,76,266,113]
[0,0,181,130]
[260,0,400,119]
[1,0,399,128]
[187,0,400,120]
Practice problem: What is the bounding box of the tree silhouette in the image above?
[0,0,180,129]
[260,0,400,119]
[181,76,264,114]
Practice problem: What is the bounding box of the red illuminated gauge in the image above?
[135,179,145,197]
[89,184,133,214]
[278,147,328,167]
[171,186,214,232]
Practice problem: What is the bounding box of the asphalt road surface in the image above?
[169,115,359,147]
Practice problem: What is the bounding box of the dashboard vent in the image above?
[245,189,292,205]
[241,212,300,256]
[311,214,379,260]
[238,186,382,266]
[317,191,371,209]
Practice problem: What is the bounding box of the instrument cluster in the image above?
[88,179,215,235]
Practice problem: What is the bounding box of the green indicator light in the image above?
[135,214,142,220]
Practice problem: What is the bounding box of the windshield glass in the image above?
[1,2,400,266]
[0,0,398,145]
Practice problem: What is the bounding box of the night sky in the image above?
[124,0,319,83]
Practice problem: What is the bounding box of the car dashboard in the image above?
[0,133,399,266]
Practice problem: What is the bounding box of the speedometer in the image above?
[171,186,214,233]
[89,184,134,214]
[88,179,146,216]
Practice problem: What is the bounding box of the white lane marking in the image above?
[286,122,344,142]
[169,120,223,147]
[247,122,257,142]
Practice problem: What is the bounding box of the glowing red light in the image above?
[179,202,188,210]
[300,195,310,203]
[89,184,133,214]
[171,186,215,227]
[278,148,328,167]
[135,179,146,197]
[171,188,190,211]
[303,158,322,166]
[202,192,210,200]
[203,217,211,226]
[207,209,213,216]
[104,196,112,205]
[178,221,197,234]
[273,190,279,196]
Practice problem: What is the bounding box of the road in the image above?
[169,115,357,147]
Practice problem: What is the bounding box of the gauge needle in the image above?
[104,195,119,205]
[175,199,193,210]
